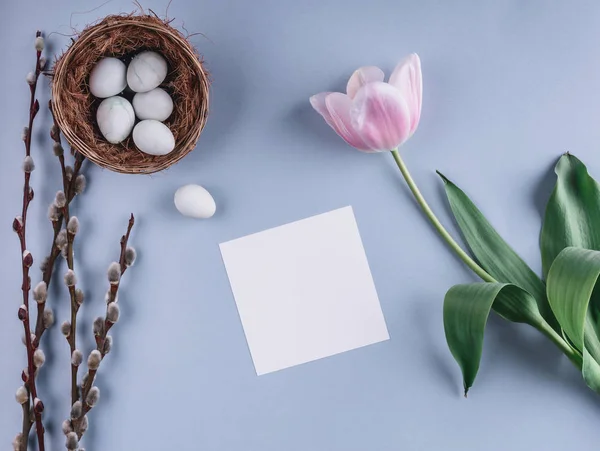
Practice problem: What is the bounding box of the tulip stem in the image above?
[390,149,495,283]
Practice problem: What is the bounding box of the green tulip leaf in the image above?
[546,247,600,392]
[541,153,600,278]
[438,171,558,331]
[444,282,546,396]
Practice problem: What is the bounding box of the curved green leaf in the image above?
[438,171,558,331]
[444,282,545,395]
[546,247,600,391]
[541,154,600,278]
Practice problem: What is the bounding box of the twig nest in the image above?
[132,120,175,155]
[96,97,135,144]
[174,184,216,218]
[52,14,210,174]
[127,51,167,92]
[89,58,127,98]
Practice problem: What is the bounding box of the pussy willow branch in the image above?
[17,30,46,451]
[72,215,135,440]
[35,103,85,340]
[63,175,81,406]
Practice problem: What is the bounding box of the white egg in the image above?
[132,88,174,121]
[89,58,127,98]
[127,51,168,93]
[132,120,175,155]
[174,184,216,219]
[96,96,135,144]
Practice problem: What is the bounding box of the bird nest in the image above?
[52,14,210,174]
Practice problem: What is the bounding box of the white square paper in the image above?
[219,206,389,375]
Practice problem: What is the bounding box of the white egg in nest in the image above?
[89,57,127,98]
[132,120,175,156]
[127,51,168,93]
[96,96,135,144]
[132,88,174,121]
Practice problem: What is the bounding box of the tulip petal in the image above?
[310,92,337,129]
[351,82,411,151]
[324,93,374,151]
[389,53,422,135]
[346,66,385,99]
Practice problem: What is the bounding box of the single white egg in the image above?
[174,184,216,219]
[96,96,135,144]
[132,88,174,121]
[127,51,168,93]
[89,58,127,98]
[132,120,175,155]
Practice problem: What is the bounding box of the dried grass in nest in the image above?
[52,13,210,174]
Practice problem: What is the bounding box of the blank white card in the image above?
[219,206,389,375]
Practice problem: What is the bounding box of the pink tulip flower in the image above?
[310,53,422,152]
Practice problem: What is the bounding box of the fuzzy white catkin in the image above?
[42,309,54,329]
[75,288,84,305]
[67,216,79,235]
[15,386,28,404]
[70,401,82,419]
[22,251,32,269]
[87,350,102,370]
[13,215,24,232]
[55,190,66,208]
[34,36,44,51]
[12,433,22,451]
[107,262,121,284]
[26,72,35,85]
[71,349,83,366]
[124,246,137,266]
[48,203,60,222]
[61,321,71,337]
[33,349,45,368]
[93,317,104,335]
[55,229,68,249]
[86,387,100,407]
[39,56,47,69]
[74,174,86,195]
[65,431,79,450]
[53,142,64,156]
[23,155,35,173]
[65,165,73,180]
[40,256,49,273]
[12,433,23,451]
[21,333,36,346]
[64,269,77,287]
[21,127,29,142]
[62,419,73,435]
[33,281,48,303]
[80,415,89,433]
[103,336,113,355]
[107,303,120,323]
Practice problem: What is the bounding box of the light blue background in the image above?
[2,1,600,450]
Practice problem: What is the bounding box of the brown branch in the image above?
[34,105,85,341]
[74,215,135,439]
[17,30,46,451]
